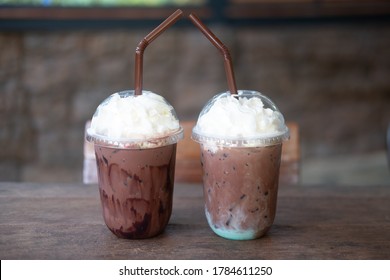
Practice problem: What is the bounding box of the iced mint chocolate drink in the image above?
[87,90,183,238]
[192,90,289,240]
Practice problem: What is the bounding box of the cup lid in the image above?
[86,90,183,149]
[192,90,289,147]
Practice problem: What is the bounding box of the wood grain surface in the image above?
[0,182,389,260]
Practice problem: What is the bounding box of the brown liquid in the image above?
[201,144,282,239]
[95,144,177,238]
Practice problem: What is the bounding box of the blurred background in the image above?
[0,0,389,185]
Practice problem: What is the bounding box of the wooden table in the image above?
[0,182,389,259]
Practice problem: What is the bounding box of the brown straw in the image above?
[134,9,183,95]
[188,13,238,95]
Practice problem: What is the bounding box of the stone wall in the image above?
[1,20,389,181]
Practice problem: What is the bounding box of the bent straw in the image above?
[188,13,238,95]
[134,9,183,96]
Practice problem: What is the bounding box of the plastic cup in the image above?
[86,90,183,239]
[192,90,289,240]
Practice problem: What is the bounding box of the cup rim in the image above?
[86,126,184,149]
[192,127,289,147]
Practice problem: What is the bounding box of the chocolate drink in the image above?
[192,90,289,240]
[201,144,282,240]
[87,90,183,239]
[94,144,177,239]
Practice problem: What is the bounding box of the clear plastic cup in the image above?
[86,90,183,239]
[192,90,289,240]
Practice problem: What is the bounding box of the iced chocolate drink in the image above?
[95,144,177,238]
[192,90,289,240]
[87,90,183,239]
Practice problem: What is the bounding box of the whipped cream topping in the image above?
[195,94,286,138]
[89,91,180,141]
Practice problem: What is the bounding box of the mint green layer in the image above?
[205,210,256,240]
